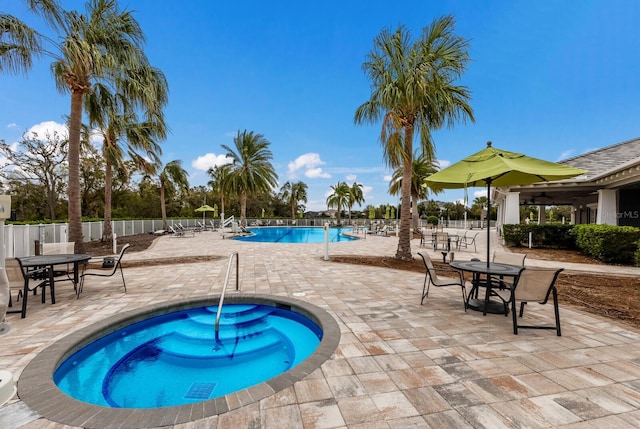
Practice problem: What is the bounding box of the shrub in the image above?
[427,215,438,226]
[573,224,640,264]
[502,224,576,249]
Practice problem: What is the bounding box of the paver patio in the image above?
[2,227,640,428]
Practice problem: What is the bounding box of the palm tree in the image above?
[155,160,189,230]
[1,0,153,252]
[0,1,63,75]
[347,182,365,224]
[207,163,232,223]
[354,16,474,260]
[222,130,278,226]
[326,181,350,226]
[86,64,169,241]
[280,181,308,220]
[389,152,441,231]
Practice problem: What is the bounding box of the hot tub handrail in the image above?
[215,251,239,338]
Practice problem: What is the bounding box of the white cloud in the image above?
[192,153,233,171]
[437,159,451,169]
[7,123,17,129]
[361,185,373,200]
[305,167,331,179]
[383,174,392,182]
[557,150,574,161]
[288,153,330,179]
[24,121,68,140]
[345,174,357,182]
[473,189,487,198]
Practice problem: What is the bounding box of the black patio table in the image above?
[449,260,523,315]
[9,253,91,318]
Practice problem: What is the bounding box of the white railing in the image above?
[222,215,234,228]
[3,217,494,258]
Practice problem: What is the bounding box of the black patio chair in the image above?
[417,251,469,311]
[493,267,564,336]
[77,243,131,298]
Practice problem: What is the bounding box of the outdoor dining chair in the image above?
[77,243,131,298]
[493,251,526,267]
[492,267,564,336]
[434,232,449,250]
[419,228,434,248]
[457,231,479,252]
[42,242,75,282]
[417,251,469,311]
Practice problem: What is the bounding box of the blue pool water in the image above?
[234,226,356,242]
[54,304,322,408]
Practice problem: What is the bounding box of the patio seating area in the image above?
[3,227,640,428]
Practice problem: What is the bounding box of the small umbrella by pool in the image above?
[195,204,216,224]
[425,141,587,265]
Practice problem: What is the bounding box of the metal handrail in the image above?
[215,251,239,340]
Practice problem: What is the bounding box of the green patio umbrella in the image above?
[195,204,216,224]
[425,141,587,265]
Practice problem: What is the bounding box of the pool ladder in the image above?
[215,252,239,341]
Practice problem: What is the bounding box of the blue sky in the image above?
[2,1,640,211]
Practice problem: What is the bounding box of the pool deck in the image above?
[3,227,640,428]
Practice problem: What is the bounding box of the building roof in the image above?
[560,137,640,181]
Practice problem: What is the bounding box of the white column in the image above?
[502,192,520,225]
[596,189,617,225]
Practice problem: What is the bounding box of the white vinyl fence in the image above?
[3,217,492,258]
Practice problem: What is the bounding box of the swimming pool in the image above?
[18,295,340,428]
[234,226,356,242]
[54,304,321,408]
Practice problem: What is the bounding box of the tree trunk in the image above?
[240,191,247,226]
[395,125,414,260]
[160,182,168,230]
[102,159,113,241]
[411,193,419,231]
[291,200,296,220]
[67,91,85,253]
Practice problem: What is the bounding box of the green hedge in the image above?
[502,224,576,249]
[573,224,640,264]
[427,215,438,226]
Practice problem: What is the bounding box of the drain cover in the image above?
[184,382,217,399]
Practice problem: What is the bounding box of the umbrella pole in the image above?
[486,180,491,267]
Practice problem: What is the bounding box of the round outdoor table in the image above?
[11,253,91,318]
[449,261,523,315]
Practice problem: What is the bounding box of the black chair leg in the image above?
[553,289,561,336]
[511,298,518,335]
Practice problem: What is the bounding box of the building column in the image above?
[596,189,617,225]
[502,192,520,225]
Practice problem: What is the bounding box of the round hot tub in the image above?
[18,294,340,428]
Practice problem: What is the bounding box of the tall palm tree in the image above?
[1,0,152,252]
[326,181,350,226]
[280,181,308,220]
[222,130,278,226]
[86,64,169,241]
[389,152,442,231]
[207,163,232,222]
[347,182,365,224]
[153,160,189,230]
[354,16,474,260]
[0,1,63,75]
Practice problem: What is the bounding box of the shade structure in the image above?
[424,141,587,265]
[195,204,216,223]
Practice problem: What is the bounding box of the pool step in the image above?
[158,326,290,360]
